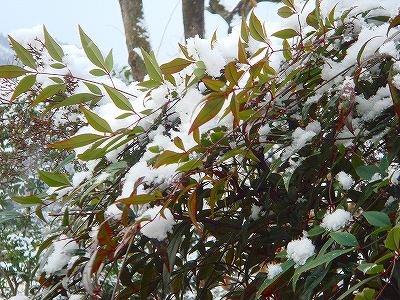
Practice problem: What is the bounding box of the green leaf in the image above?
[116,194,158,205]
[78,25,106,69]
[356,165,380,180]
[8,35,36,68]
[292,248,353,289]
[43,26,64,62]
[0,65,28,78]
[336,276,377,300]
[278,6,294,18]
[272,28,299,39]
[105,49,114,72]
[154,150,188,168]
[307,226,325,236]
[249,11,266,42]
[256,260,295,298]
[53,92,101,108]
[161,58,192,75]
[10,75,36,101]
[330,231,358,246]
[89,68,107,76]
[363,211,391,227]
[31,83,66,106]
[176,160,203,172]
[39,170,71,187]
[384,226,400,250]
[189,95,225,134]
[357,37,380,65]
[357,262,384,275]
[141,48,163,83]
[102,84,134,111]
[355,288,376,300]
[12,195,43,205]
[80,105,113,133]
[225,61,241,85]
[48,133,105,149]
[83,82,102,95]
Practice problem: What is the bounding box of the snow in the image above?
[8,296,30,300]
[43,236,79,274]
[69,295,83,300]
[336,171,354,190]
[390,168,400,185]
[137,205,175,241]
[105,204,123,220]
[282,125,319,159]
[287,236,315,266]
[250,205,263,220]
[321,209,353,231]
[356,86,392,121]
[267,263,283,279]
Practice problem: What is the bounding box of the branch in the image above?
[119,0,151,81]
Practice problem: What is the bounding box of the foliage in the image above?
[2,1,400,299]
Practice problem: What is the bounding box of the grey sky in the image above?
[0,0,279,66]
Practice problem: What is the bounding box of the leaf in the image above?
[154,150,188,168]
[83,82,102,95]
[31,83,66,106]
[292,248,353,289]
[80,105,113,133]
[43,26,64,62]
[357,37,380,65]
[388,14,400,35]
[12,195,43,205]
[240,16,249,43]
[8,35,36,68]
[53,93,101,108]
[357,262,384,275]
[116,194,158,205]
[388,66,400,120]
[256,260,295,298]
[188,190,201,232]
[249,11,266,42]
[278,6,294,18]
[176,160,203,172]
[78,25,106,69]
[189,95,225,134]
[282,39,292,61]
[307,226,325,236]
[102,84,134,111]
[105,49,114,72]
[39,170,71,187]
[48,133,105,149]
[89,68,107,76]
[160,58,192,75]
[10,75,36,101]
[356,165,380,180]
[363,211,391,227]
[336,276,377,300]
[225,62,241,85]
[384,226,400,250]
[272,28,299,39]
[0,65,28,78]
[238,39,248,64]
[330,231,358,246]
[355,288,376,300]
[202,78,225,91]
[141,48,163,83]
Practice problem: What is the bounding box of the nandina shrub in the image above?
[2,1,400,299]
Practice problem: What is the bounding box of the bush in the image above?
[2,1,400,299]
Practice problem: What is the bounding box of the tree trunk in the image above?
[119,0,151,81]
[182,0,205,40]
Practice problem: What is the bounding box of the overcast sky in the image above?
[0,0,279,66]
